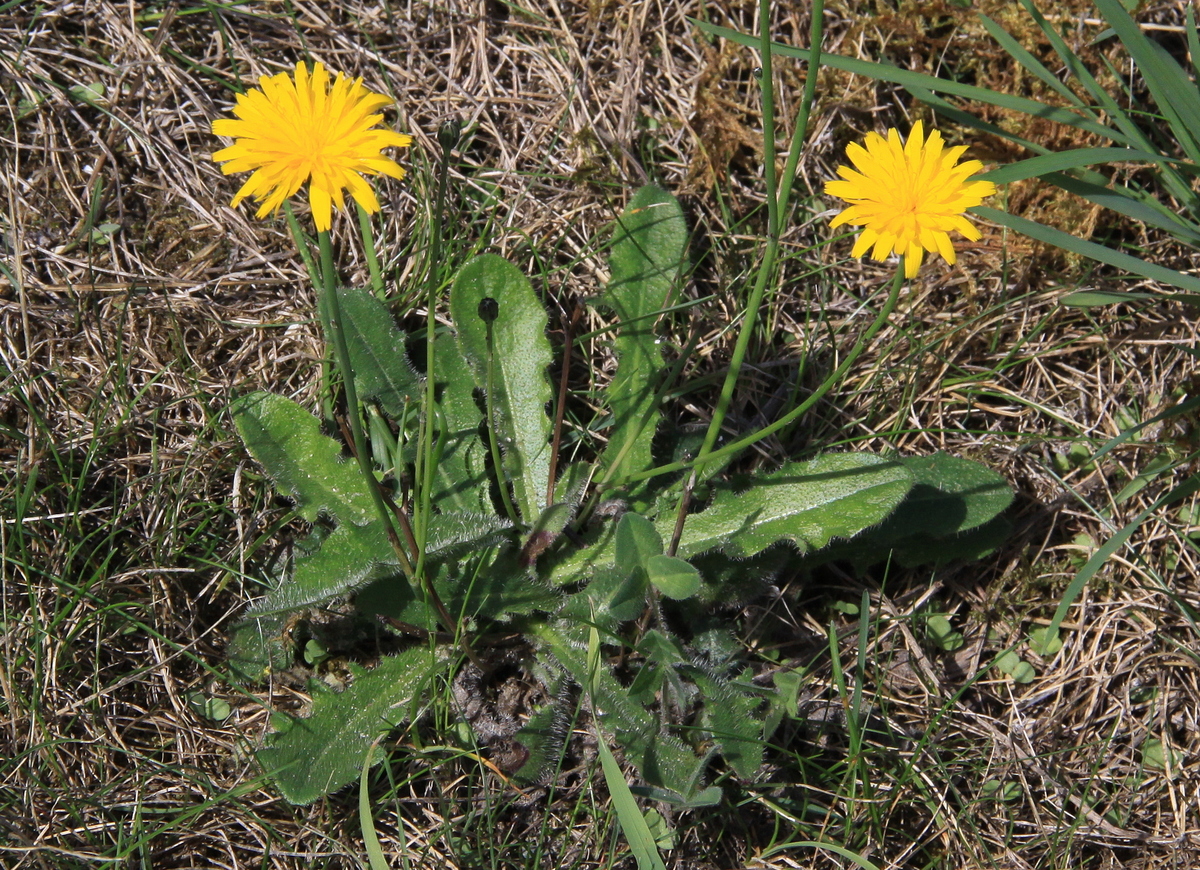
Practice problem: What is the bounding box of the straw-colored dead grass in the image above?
[4,0,1200,867]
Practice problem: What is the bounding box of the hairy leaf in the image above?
[258,647,445,804]
[669,454,913,559]
[450,255,554,523]
[599,186,687,496]
[247,511,512,618]
[336,285,421,419]
[231,391,374,525]
[431,333,491,513]
[247,520,395,617]
[693,669,763,780]
[646,555,701,600]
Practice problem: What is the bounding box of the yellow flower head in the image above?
[211,61,411,232]
[824,121,996,278]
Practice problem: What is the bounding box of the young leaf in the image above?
[231,391,374,525]
[449,254,554,523]
[599,186,687,496]
[258,647,444,804]
[645,555,701,600]
[668,454,913,559]
[614,511,664,574]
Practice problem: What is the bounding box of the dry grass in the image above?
[3,0,1200,867]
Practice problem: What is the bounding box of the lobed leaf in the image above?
[668,454,913,559]
[231,391,374,526]
[258,647,445,804]
[599,186,687,497]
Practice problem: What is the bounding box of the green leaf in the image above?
[693,670,763,779]
[971,206,1200,300]
[247,521,396,617]
[431,332,491,513]
[231,391,375,525]
[258,647,444,804]
[248,510,511,619]
[1061,290,1160,307]
[994,650,1035,684]
[227,611,291,683]
[668,454,912,559]
[600,186,687,495]
[645,554,701,600]
[449,254,554,523]
[360,547,557,630]
[570,564,647,626]
[642,809,675,852]
[186,691,232,723]
[1028,626,1063,656]
[815,454,1012,570]
[1142,736,1182,772]
[925,615,964,653]
[537,623,709,801]
[614,512,664,574]
[336,285,421,419]
[980,780,1023,802]
[900,453,1012,532]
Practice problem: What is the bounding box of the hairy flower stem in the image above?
[633,265,906,493]
[356,202,385,299]
[669,0,821,554]
[320,232,468,655]
[317,232,417,584]
[414,130,455,579]
[405,127,484,664]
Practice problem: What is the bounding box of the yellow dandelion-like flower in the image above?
[211,61,411,232]
[824,121,997,278]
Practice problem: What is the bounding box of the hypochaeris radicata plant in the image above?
[212,60,1012,818]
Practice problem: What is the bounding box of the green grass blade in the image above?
[359,741,393,870]
[1188,4,1200,82]
[596,739,669,870]
[1017,0,1200,210]
[691,19,1136,146]
[977,147,1182,185]
[1015,0,1138,137]
[760,842,883,870]
[1043,173,1200,244]
[976,12,1093,112]
[589,625,669,870]
[1044,474,1200,645]
[971,205,1200,299]
[1093,0,1200,165]
[912,86,1052,154]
